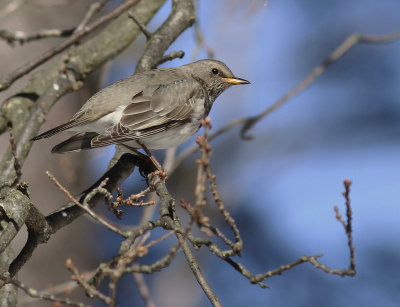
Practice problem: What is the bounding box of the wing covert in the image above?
[91,79,205,147]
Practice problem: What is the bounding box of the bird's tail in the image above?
[51,132,99,153]
[31,120,80,141]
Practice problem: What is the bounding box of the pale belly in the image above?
[124,122,201,150]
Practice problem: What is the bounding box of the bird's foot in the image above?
[137,141,165,175]
[118,142,166,180]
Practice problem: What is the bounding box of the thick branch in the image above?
[135,0,195,73]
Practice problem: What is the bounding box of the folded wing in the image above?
[91,79,205,147]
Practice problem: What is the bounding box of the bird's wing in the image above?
[91,79,205,147]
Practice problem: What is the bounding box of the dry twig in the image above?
[191,21,215,61]
[132,271,156,307]
[0,273,88,307]
[0,28,74,45]
[75,0,110,33]
[66,259,113,305]
[47,172,128,238]
[128,10,152,39]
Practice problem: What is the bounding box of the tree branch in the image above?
[0,273,88,307]
[0,28,75,45]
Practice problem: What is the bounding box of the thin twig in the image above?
[133,271,156,307]
[155,50,185,66]
[75,0,110,33]
[114,186,154,207]
[190,118,242,254]
[202,178,356,286]
[128,10,152,39]
[206,169,242,253]
[243,255,324,287]
[191,21,214,61]
[116,241,181,275]
[0,28,74,45]
[0,273,88,307]
[194,118,211,208]
[47,172,128,238]
[178,234,222,307]
[333,179,356,275]
[88,219,162,290]
[107,231,174,302]
[66,259,113,305]
[17,277,87,306]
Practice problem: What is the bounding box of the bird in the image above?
[32,59,250,153]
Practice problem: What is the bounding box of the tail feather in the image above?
[51,132,99,153]
[31,120,80,141]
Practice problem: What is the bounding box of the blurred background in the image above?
[1,0,400,306]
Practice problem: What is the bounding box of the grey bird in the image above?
[32,59,250,153]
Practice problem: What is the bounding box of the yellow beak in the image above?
[223,77,250,85]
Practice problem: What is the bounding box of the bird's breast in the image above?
[126,122,201,150]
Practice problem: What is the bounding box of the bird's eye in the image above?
[212,68,219,75]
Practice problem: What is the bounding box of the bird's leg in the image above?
[137,140,165,176]
[118,142,166,179]
[117,143,154,177]
[119,143,148,160]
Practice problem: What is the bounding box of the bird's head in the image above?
[184,59,250,101]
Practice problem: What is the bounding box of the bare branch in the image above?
[128,10,152,39]
[135,0,195,73]
[75,0,110,33]
[47,172,128,238]
[114,186,155,207]
[191,21,215,61]
[151,173,222,306]
[66,259,113,306]
[199,179,356,286]
[206,169,242,253]
[178,234,221,307]
[155,50,185,66]
[123,241,180,275]
[333,179,356,275]
[133,272,156,307]
[0,273,88,307]
[17,278,85,306]
[0,28,74,45]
